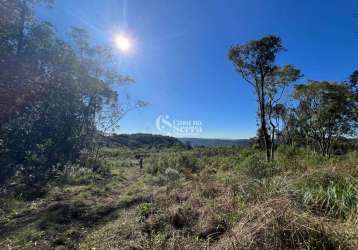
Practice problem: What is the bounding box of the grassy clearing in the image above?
[0,146,357,249]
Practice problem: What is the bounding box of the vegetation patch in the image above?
[295,173,358,219]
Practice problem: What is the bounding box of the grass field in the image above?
[1,146,357,249]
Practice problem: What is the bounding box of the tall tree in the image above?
[0,0,135,185]
[229,35,300,161]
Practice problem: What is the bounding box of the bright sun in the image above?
[115,35,131,52]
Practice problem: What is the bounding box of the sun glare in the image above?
[115,34,131,52]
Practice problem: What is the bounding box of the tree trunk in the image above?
[270,123,276,160]
[259,88,271,161]
[16,1,26,56]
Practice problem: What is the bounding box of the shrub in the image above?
[275,145,330,172]
[164,168,181,182]
[239,152,278,179]
[275,145,307,171]
[175,153,199,173]
[137,203,153,222]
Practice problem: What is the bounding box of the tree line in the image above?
[229,36,357,161]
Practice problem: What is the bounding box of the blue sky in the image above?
[37,0,358,139]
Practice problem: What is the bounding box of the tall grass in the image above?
[295,173,358,219]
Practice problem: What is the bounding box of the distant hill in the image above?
[178,137,249,147]
[97,133,185,149]
[97,133,249,149]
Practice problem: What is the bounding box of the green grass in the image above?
[295,172,358,219]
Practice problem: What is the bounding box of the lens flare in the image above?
[115,35,131,52]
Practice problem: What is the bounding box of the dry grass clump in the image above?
[213,198,358,250]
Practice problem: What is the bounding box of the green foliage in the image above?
[164,168,181,181]
[343,150,358,169]
[55,163,111,186]
[295,173,358,219]
[229,35,301,161]
[274,145,328,171]
[238,152,278,179]
[275,145,306,171]
[137,203,153,222]
[146,151,200,175]
[293,81,357,156]
[258,176,290,195]
[0,1,131,186]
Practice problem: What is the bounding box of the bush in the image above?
[239,152,278,179]
[275,145,307,171]
[137,203,154,222]
[164,168,181,182]
[174,153,199,173]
